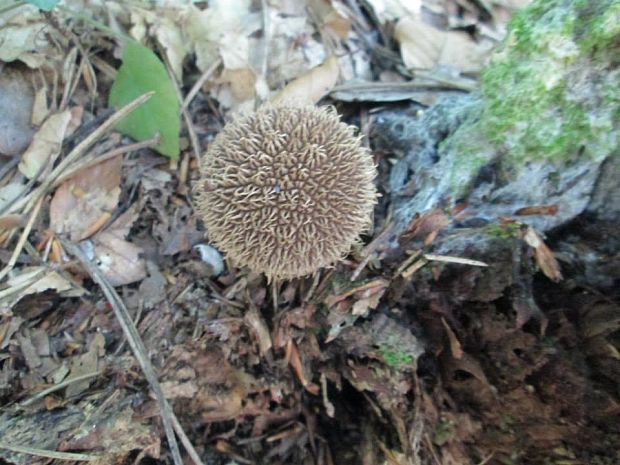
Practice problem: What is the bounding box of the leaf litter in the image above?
[0,1,619,465]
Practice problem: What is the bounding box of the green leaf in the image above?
[25,0,60,11]
[109,40,180,159]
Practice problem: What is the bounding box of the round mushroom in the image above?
[194,103,377,280]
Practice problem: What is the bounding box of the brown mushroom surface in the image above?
[195,103,377,280]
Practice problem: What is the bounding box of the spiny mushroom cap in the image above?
[194,103,377,280]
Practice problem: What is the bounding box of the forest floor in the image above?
[0,1,618,465]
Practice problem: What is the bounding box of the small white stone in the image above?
[194,244,225,276]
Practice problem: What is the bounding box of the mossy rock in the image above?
[383,0,619,233]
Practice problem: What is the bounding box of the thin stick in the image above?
[0,442,98,462]
[181,59,221,112]
[303,271,322,303]
[9,92,154,216]
[54,136,160,186]
[62,239,184,465]
[171,414,206,465]
[423,254,488,267]
[0,197,43,282]
[0,267,46,300]
[20,371,102,407]
[272,278,279,313]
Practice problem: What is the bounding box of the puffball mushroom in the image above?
[194,103,377,280]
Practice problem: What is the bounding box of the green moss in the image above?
[437,0,618,201]
[575,1,620,56]
[381,347,413,369]
[475,0,619,166]
[486,222,520,240]
[433,419,455,446]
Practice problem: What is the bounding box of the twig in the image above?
[0,267,46,301]
[61,239,184,465]
[20,371,102,407]
[54,136,160,186]
[423,253,488,267]
[0,197,43,282]
[303,270,322,303]
[0,442,98,462]
[171,414,206,465]
[393,250,422,278]
[9,92,154,216]
[350,221,394,281]
[272,278,279,313]
[181,58,221,113]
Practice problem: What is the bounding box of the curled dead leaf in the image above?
[271,55,340,104]
[524,227,563,282]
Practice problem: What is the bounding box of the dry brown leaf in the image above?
[217,68,257,107]
[245,307,273,356]
[18,110,73,179]
[514,205,559,216]
[127,5,191,81]
[31,85,49,126]
[308,0,351,39]
[402,207,450,243]
[65,332,105,398]
[271,55,340,104]
[0,267,84,313]
[50,155,122,241]
[524,227,563,282]
[395,16,492,73]
[185,0,261,72]
[441,317,464,359]
[0,6,56,68]
[92,231,147,287]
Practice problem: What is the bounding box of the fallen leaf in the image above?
[0,6,56,68]
[272,55,340,104]
[395,15,492,73]
[245,307,273,356]
[18,109,74,179]
[128,5,191,81]
[215,68,258,106]
[0,266,84,312]
[50,155,122,241]
[524,227,563,282]
[308,0,351,39]
[514,205,559,216]
[65,332,105,398]
[31,85,49,126]
[185,0,261,72]
[91,231,147,287]
[442,317,463,359]
[401,208,450,243]
[0,214,25,231]
[0,67,35,156]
